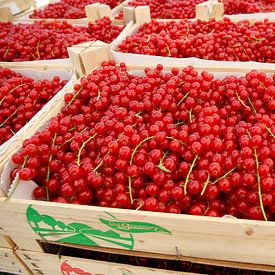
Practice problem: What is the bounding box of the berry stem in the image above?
[166,136,186,146]
[77,133,97,166]
[247,96,257,114]
[265,126,275,139]
[130,136,155,165]
[3,46,10,57]
[62,127,87,146]
[235,91,249,109]
[0,109,18,128]
[96,89,101,101]
[184,154,199,195]
[177,91,190,106]
[128,176,134,204]
[46,133,57,182]
[165,42,171,57]
[67,86,83,107]
[93,159,104,173]
[200,171,211,196]
[212,167,236,184]
[0,83,26,106]
[157,150,171,173]
[253,147,268,221]
[189,108,193,123]
[5,155,28,201]
[45,186,49,201]
[36,41,41,59]
[145,34,151,43]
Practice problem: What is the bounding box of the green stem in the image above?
[265,126,275,139]
[128,176,134,204]
[77,134,97,166]
[5,155,28,201]
[67,86,83,107]
[93,159,104,172]
[130,136,155,165]
[0,109,18,128]
[62,127,87,146]
[0,83,26,106]
[157,150,171,173]
[45,187,50,201]
[46,133,57,182]
[135,200,144,211]
[96,89,101,101]
[253,147,268,221]
[36,41,41,59]
[247,96,257,114]
[177,91,190,106]
[212,167,236,184]
[166,136,186,146]
[165,42,171,57]
[201,171,211,196]
[3,46,10,57]
[184,154,199,195]
[189,108,193,123]
[235,91,249,109]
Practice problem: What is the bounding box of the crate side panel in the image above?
[1,199,275,266]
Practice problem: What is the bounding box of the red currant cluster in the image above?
[0,18,123,62]
[30,0,120,19]
[10,62,275,221]
[0,67,68,146]
[223,0,274,14]
[118,0,275,19]
[118,18,275,62]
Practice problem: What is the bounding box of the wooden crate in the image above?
[0,0,32,16]
[0,62,76,159]
[0,247,30,274]
[0,45,275,272]
[0,10,129,66]
[111,5,275,68]
[10,0,127,22]
[17,248,200,275]
[0,235,15,248]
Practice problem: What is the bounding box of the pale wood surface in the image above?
[0,0,30,14]
[43,240,275,272]
[196,0,224,21]
[1,198,275,267]
[17,249,199,275]
[0,235,15,249]
[12,236,44,252]
[1,55,275,270]
[0,247,29,274]
[0,6,13,21]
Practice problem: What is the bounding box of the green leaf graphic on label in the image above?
[26,205,171,250]
[26,205,134,249]
[99,216,171,234]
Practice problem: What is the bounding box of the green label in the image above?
[26,205,171,250]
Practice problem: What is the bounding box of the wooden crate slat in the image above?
[1,198,275,267]
[1,58,275,269]
[17,249,197,275]
[0,247,29,274]
[0,235,15,248]
[40,240,275,272]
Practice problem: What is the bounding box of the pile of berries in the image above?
[10,62,275,221]
[118,18,275,63]
[0,18,123,62]
[30,0,120,19]
[119,0,275,19]
[0,67,68,146]
[223,0,274,15]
